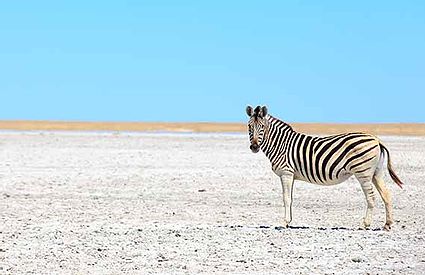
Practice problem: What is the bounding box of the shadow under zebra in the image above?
[220,224,384,231]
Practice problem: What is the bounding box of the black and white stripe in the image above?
[246,105,404,230]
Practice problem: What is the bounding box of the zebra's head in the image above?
[246,105,268,153]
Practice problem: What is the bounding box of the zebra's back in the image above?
[288,132,381,185]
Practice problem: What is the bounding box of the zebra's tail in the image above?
[379,143,404,189]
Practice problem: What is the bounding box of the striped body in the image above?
[246,105,403,230]
[261,116,381,185]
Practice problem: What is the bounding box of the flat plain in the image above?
[1,120,425,135]
[1,131,424,274]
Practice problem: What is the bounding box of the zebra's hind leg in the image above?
[372,174,394,231]
[356,175,376,229]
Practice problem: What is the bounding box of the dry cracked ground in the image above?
[1,131,424,274]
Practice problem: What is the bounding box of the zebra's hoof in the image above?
[362,218,372,229]
[384,224,392,231]
[282,221,290,228]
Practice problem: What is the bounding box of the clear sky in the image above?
[1,1,424,123]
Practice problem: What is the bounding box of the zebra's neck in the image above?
[260,115,295,162]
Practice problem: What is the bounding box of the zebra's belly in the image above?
[294,170,353,186]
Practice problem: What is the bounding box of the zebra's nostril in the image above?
[250,143,259,151]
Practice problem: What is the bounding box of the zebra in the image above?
[246,105,404,230]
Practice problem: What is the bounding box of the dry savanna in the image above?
[1,120,425,135]
[1,121,424,274]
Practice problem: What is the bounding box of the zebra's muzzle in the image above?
[250,143,260,153]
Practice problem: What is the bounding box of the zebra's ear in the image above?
[261,106,268,117]
[246,106,253,117]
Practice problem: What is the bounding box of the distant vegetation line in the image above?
[0,120,425,135]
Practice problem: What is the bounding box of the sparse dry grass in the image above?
[0,120,424,135]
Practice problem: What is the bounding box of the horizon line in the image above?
[1,119,425,124]
[0,120,425,136]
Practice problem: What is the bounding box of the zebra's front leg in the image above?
[280,173,294,228]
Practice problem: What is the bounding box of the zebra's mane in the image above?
[267,115,294,131]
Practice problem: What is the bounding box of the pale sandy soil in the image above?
[1,120,425,135]
[0,131,424,274]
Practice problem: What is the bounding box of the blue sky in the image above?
[1,1,424,122]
